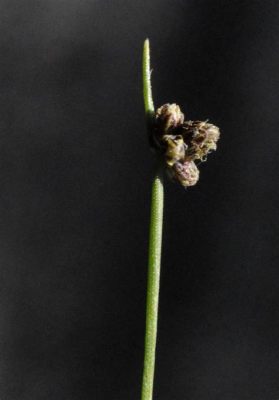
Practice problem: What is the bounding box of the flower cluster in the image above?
[152,104,220,187]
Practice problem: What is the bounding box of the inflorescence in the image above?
[150,103,220,187]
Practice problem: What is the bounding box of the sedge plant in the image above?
[141,39,220,400]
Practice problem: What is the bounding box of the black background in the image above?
[0,0,279,399]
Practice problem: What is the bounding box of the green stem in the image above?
[141,172,164,400]
[142,39,154,116]
[141,39,164,400]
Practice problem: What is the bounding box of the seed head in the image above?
[181,121,220,161]
[152,104,220,188]
[162,134,186,166]
[156,103,184,134]
[169,160,199,187]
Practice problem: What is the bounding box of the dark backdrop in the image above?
[0,0,278,399]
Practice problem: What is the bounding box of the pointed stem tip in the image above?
[143,39,154,116]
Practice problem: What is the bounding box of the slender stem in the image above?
[143,39,154,116]
[141,39,164,400]
[141,172,164,400]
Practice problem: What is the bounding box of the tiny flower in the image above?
[155,103,184,134]
[169,160,199,187]
[181,121,220,161]
[162,134,186,166]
